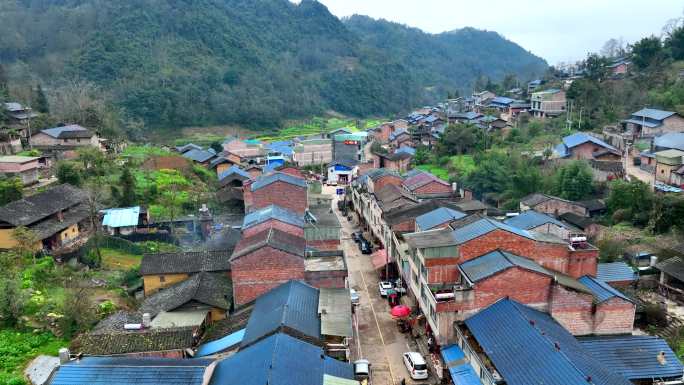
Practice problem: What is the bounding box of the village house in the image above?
[326,160,357,185]
[530,89,566,118]
[139,250,232,296]
[453,298,669,385]
[222,137,265,164]
[607,57,630,76]
[3,102,38,125]
[175,143,202,154]
[304,197,342,251]
[388,128,413,149]
[29,124,101,149]
[415,207,466,231]
[375,119,409,143]
[472,90,496,109]
[520,193,596,217]
[558,212,604,239]
[371,151,412,174]
[504,210,580,240]
[181,147,217,166]
[292,138,332,166]
[100,206,149,236]
[596,261,636,288]
[230,227,307,306]
[554,132,621,161]
[216,165,251,204]
[622,108,684,138]
[654,149,684,183]
[527,79,544,94]
[487,96,515,113]
[672,164,684,187]
[448,111,483,125]
[364,168,403,194]
[209,155,238,176]
[0,155,40,185]
[0,184,90,254]
[248,172,308,214]
[402,170,453,199]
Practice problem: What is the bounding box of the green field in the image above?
[416,155,475,181]
[100,248,143,270]
[256,117,382,141]
[0,329,67,385]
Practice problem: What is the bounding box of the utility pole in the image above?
[578,107,583,131]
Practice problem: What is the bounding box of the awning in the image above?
[371,249,390,270]
[441,344,482,385]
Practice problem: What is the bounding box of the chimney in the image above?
[58,348,70,364]
[142,313,151,328]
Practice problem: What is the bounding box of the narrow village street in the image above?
[324,185,434,385]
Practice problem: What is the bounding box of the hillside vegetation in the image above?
[0,0,546,131]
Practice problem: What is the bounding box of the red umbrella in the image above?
[390,305,411,318]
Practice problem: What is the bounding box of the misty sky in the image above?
[315,0,683,65]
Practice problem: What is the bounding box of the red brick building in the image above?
[402,170,452,198]
[372,152,412,174]
[248,172,308,214]
[241,205,304,238]
[230,228,306,306]
[365,169,403,194]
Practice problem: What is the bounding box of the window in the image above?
[159,276,166,283]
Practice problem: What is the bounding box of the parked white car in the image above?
[350,288,360,305]
[403,352,429,380]
[378,281,393,297]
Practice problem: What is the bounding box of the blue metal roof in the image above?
[51,357,213,385]
[562,132,618,152]
[503,210,568,231]
[211,333,353,385]
[465,299,633,385]
[489,96,515,106]
[655,132,684,151]
[579,335,684,381]
[596,262,636,283]
[182,148,216,163]
[451,218,534,244]
[415,207,466,231]
[577,276,633,303]
[102,206,140,228]
[459,250,550,283]
[267,140,294,156]
[243,205,305,229]
[219,165,251,181]
[241,280,321,347]
[41,124,90,139]
[441,345,482,385]
[631,108,676,121]
[251,172,307,191]
[389,129,409,141]
[196,329,245,357]
[395,146,416,156]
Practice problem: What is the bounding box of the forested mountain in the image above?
[0,0,547,129]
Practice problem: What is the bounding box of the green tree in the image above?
[605,179,653,225]
[438,123,477,155]
[56,162,82,186]
[12,226,39,263]
[0,275,27,327]
[119,166,137,207]
[464,152,510,197]
[583,53,610,81]
[209,141,223,153]
[0,63,8,100]
[413,146,430,165]
[631,36,664,70]
[665,25,684,60]
[0,178,22,205]
[33,84,49,113]
[650,194,684,234]
[77,147,107,176]
[553,161,593,201]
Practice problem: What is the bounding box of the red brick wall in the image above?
[414,181,452,195]
[567,248,598,278]
[593,298,635,335]
[372,175,403,193]
[251,181,307,215]
[549,285,594,335]
[458,230,571,275]
[472,268,552,311]
[305,270,347,289]
[243,182,254,212]
[279,167,304,178]
[392,220,415,233]
[426,257,461,284]
[232,247,305,305]
[307,239,340,251]
[243,220,304,238]
[569,142,603,160]
[377,124,393,143]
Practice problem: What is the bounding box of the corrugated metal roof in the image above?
[562,133,617,152]
[101,206,140,228]
[452,218,534,244]
[41,124,91,139]
[503,210,567,231]
[654,133,684,151]
[623,118,661,128]
[243,205,304,229]
[211,333,354,385]
[631,108,676,121]
[182,148,216,163]
[577,276,633,303]
[219,165,251,181]
[596,262,636,283]
[416,207,466,231]
[460,250,551,282]
[195,329,245,357]
[578,335,684,381]
[489,96,515,106]
[318,288,352,337]
[51,357,213,385]
[441,345,482,385]
[464,299,633,385]
[241,280,321,347]
[322,374,360,385]
[251,172,307,191]
[656,256,684,282]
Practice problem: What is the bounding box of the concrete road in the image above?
[324,185,434,385]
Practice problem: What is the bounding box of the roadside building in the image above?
[402,170,453,199]
[365,168,403,194]
[0,184,89,254]
[622,108,684,138]
[292,139,332,166]
[333,132,367,164]
[0,155,40,185]
[327,160,357,185]
[415,207,466,231]
[371,151,412,174]
[305,201,342,251]
[140,250,232,296]
[530,89,566,118]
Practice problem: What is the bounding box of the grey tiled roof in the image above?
[231,228,306,261]
[140,251,232,275]
[0,184,86,226]
[141,272,233,317]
